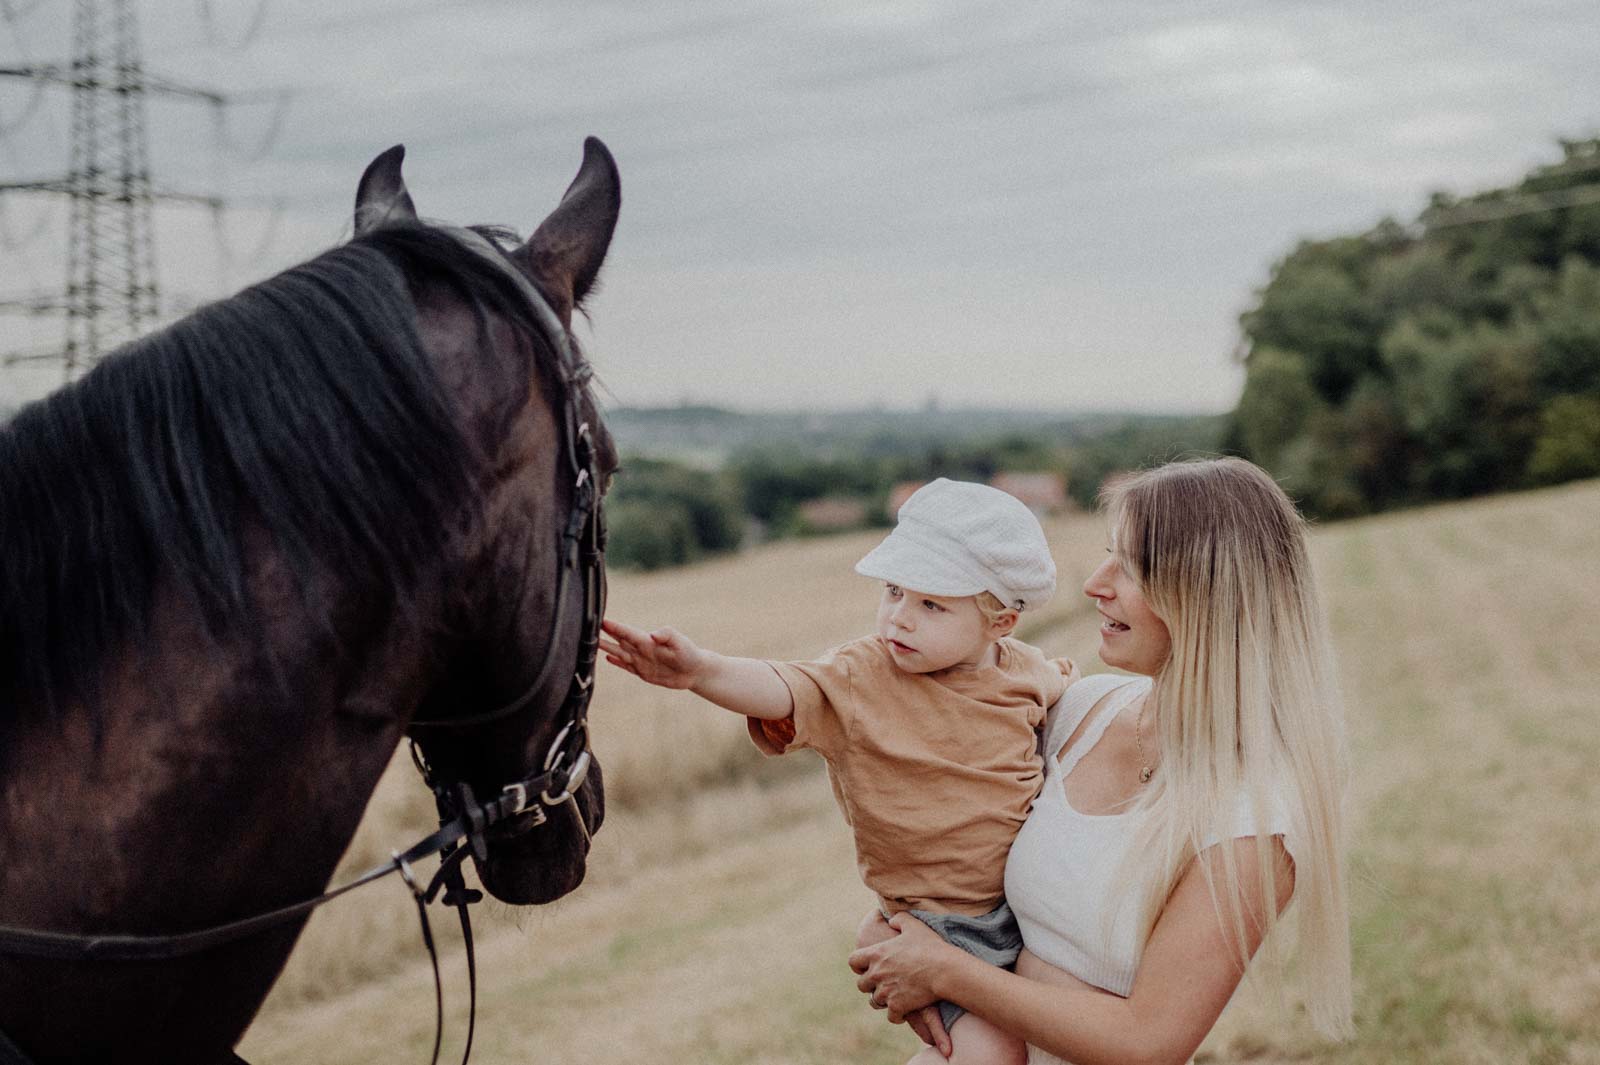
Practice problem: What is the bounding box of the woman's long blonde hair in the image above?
[1104,457,1352,1039]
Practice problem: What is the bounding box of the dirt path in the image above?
[239,776,922,1065]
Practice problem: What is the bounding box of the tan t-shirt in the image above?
[748,635,1077,916]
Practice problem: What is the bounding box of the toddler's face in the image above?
[875,584,997,673]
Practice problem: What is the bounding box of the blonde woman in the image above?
[851,457,1353,1065]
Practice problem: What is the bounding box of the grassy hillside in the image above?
[239,481,1600,1064]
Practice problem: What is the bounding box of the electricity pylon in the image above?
[0,0,225,377]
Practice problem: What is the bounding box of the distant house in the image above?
[989,471,1068,514]
[797,495,870,532]
[887,480,925,517]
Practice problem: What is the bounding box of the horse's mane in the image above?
[0,223,554,726]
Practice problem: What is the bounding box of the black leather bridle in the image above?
[0,231,608,1065]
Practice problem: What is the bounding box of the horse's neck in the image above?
[0,564,447,1064]
[3,571,432,929]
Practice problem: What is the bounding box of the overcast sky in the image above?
[2,0,1597,413]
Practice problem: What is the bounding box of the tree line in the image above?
[608,136,1600,568]
[605,417,1222,570]
[1226,136,1600,517]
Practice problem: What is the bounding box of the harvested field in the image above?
[241,481,1600,1064]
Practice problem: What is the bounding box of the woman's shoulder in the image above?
[1204,770,1301,856]
[1044,671,1148,750]
[1052,672,1148,716]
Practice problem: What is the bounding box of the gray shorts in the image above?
[902,901,1023,1032]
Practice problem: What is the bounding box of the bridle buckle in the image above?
[500,782,547,825]
[541,750,590,808]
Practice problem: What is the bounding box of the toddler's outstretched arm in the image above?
[600,618,794,721]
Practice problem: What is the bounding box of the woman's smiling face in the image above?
[875,583,996,673]
[1083,534,1172,676]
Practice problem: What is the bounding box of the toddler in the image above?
[599,479,1077,1063]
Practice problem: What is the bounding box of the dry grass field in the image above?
[239,480,1600,1065]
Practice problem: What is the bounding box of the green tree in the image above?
[731,454,894,531]
[1530,256,1600,397]
[606,457,743,568]
[1527,394,1600,483]
[1232,135,1600,516]
[1231,346,1325,470]
[606,500,698,570]
[1239,238,1385,404]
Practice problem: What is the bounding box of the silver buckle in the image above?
[392,850,422,898]
[541,750,590,807]
[501,783,548,826]
[542,723,575,771]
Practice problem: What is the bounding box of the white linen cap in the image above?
[855,478,1056,611]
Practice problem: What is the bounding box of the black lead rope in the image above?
[417,781,493,1065]
[0,767,563,964]
[430,846,481,1065]
[398,842,478,1065]
[0,766,577,1065]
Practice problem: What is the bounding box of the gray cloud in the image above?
[3,0,1597,413]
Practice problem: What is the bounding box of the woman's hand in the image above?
[848,912,957,1021]
[599,619,707,689]
[855,910,952,1056]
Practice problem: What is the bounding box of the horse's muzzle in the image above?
[475,758,604,905]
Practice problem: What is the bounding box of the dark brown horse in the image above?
[0,138,621,1064]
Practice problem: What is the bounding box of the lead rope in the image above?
[394,833,483,1065]
[435,853,481,1065]
[393,855,446,1065]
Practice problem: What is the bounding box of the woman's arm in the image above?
[857,910,952,1055]
[851,836,1295,1065]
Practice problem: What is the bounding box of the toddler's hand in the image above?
[600,619,707,690]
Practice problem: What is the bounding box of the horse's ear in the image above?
[354,144,418,235]
[522,137,620,328]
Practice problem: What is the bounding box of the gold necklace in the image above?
[1134,697,1153,784]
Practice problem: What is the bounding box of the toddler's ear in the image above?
[991,611,1020,638]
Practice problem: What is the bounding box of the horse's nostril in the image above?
[491,809,548,842]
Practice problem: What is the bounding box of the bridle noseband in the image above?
[0,229,608,1065]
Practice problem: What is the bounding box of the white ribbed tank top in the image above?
[1004,674,1298,1065]
[1005,674,1152,1000]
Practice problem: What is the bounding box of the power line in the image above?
[1424,180,1600,230]
[0,0,279,377]
[197,0,271,52]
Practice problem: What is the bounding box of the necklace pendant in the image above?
[1139,766,1153,784]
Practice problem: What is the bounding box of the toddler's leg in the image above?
[910,1005,949,1055]
[856,907,896,950]
[944,1012,1028,1065]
